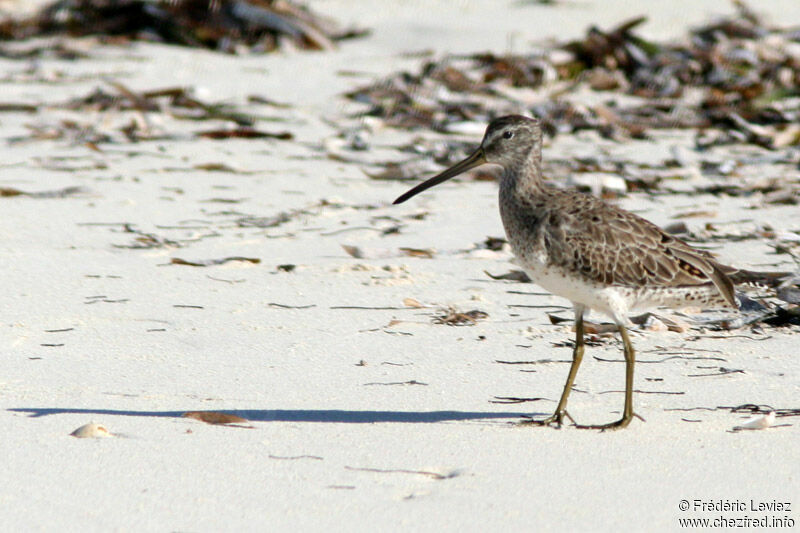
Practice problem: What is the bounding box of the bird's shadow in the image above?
[8,407,540,424]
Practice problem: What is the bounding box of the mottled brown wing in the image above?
[542,190,736,308]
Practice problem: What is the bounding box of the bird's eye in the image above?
[502,131,514,139]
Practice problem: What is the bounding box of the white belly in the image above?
[518,256,633,324]
[521,258,724,324]
[515,246,644,324]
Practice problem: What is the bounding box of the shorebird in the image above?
[393,114,788,430]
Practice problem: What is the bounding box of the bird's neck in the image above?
[500,150,545,198]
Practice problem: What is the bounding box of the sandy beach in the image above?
[1,1,799,530]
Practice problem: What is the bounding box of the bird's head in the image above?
[393,115,542,204]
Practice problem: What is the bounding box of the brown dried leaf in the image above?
[197,128,293,140]
[403,297,425,308]
[0,187,23,197]
[399,247,435,258]
[485,269,532,283]
[672,210,717,219]
[182,411,250,426]
[194,162,239,172]
[341,245,363,258]
[0,186,86,198]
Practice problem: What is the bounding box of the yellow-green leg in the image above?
[575,324,637,430]
[521,306,585,428]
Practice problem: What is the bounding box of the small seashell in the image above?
[70,423,111,438]
[644,316,668,332]
[663,316,690,333]
[735,411,776,431]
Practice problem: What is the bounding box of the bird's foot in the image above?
[573,412,643,431]
[518,410,574,428]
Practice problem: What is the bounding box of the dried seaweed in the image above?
[347,5,800,148]
[170,256,260,267]
[343,466,458,480]
[0,103,38,113]
[721,403,800,418]
[433,307,488,326]
[197,127,293,140]
[0,186,86,198]
[11,82,290,145]
[0,0,368,54]
[63,83,259,125]
[363,380,428,386]
[113,223,181,249]
[489,396,547,404]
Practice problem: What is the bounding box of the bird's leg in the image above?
[575,324,638,430]
[521,306,585,428]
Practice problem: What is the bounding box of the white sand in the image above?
[1,1,798,530]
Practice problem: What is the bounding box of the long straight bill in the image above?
[392,148,486,204]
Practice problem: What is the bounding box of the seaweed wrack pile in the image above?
[0,0,367,53]
[348,3,800,149]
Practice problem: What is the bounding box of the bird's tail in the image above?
[726,268,794,289]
